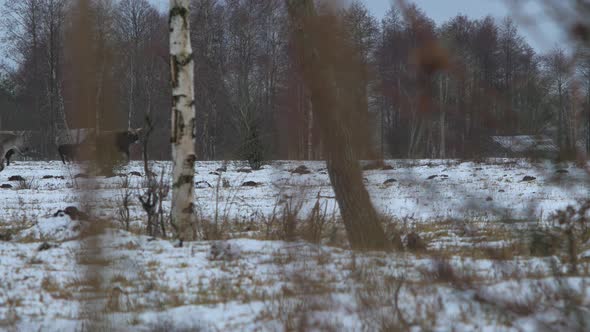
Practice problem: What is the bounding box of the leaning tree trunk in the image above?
[286,0,388,250]
[587,84,590,154]
[170,0,196,242]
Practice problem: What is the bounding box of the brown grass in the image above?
[41,276,73,300]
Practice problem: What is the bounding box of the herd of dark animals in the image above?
[0,129,142,171]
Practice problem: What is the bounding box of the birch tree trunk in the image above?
[170,0,196,242]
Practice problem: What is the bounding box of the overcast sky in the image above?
[0,0,567,54]
[149,0,567,53]
[358,0,567,53]
[363,0,566,53]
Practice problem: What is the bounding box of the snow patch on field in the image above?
[0,159,587,226]
[0,159,588,331]
[15,216,80,242]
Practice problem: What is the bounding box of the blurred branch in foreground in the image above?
[286,0,389,250]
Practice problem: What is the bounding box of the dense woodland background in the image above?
[1,0,589,161]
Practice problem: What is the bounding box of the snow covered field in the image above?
[0,159,589,331]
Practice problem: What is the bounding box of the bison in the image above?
[96,129,142,161]
[58,129,142,164]
[57,143,88,164]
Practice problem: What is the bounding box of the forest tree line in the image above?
[0,0,589,160]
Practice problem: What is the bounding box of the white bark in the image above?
[170,0,196,241]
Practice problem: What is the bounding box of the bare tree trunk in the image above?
[307,96,313,159]
[570,99,576,152]
[95,64,104,134]
[587,83,590,154]
[170,0,196,242]
[439,76,446,159]
[558,80,564,150]
[286,0,388,250]
[128,56,135,129]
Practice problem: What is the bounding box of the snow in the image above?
[0,159,588,331]
[15,216,80,242]
[1,159,587,227]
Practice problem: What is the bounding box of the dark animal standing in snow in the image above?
[0,132,28,171]
[4,149,15,166]
[91,129,142,162]
[58,128,142,164]
[58,144,85,164]
[112,128,142,160]
[5,147,31,166]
